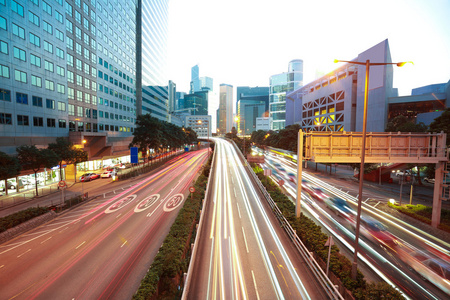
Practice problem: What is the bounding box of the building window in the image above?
[67,53,73,67]
[33,116,43,127]
[0,64,9,78]
[0,113,12,125]
[28,11,40,26]
[43,21,53,34]
[46,98,55,109]
[55,10,63,23]
[0,89,11,102]
[67,70,74,83]
[44,60,54,72]
[58,101,66,111]
[13,46,26,61]
[44,41,53,54]
[47,118,56,128]
[56,47,64,59]
[12,0,24,17]
[31,75,42,87]
[68,104,75,116]
[69,121,75,132]
[76,91,82,102]
[32,96,43,107]
[58,119,66,128]
[66,19,73,33]
[15,70,27,83]
[17,115,29,126]
[16,92,28,104]
[56,65,65,76]
[57,83,65,94]
[30,32,40,47]
[77,106,83,117]
[77,121,84,131]
[76,75,82,86]
[0,40,7,54]
[56,29,64,41]
[42,1,52,15]
[68,87,74,100]
[30,54,41,67]
[12,23,25,39]
[0,16,6,30]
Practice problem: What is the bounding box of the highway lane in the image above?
[185,139,326,299]
[264,152,450,299]
[0,150,209,300]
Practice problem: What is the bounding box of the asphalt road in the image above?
[267,153,450,299]
[0,150,209,299]
[185,139,326,299]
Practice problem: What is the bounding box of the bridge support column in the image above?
[296,130,303,218]
[432,161,444,228]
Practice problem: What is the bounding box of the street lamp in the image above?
[334,58,412,280]
[234,116,246,156]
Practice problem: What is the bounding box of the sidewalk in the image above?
[0,151,183,218]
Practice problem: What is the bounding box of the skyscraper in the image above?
[269,59,303,130]
[236,86,269,134]
[0,0,138,156]
[190,64,213,93]
[218,84,233,133]
[136,0,170,121]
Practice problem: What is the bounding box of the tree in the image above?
[16,145,59,196]
[130,114,163,164]
[385,115,427,133]
[428,108,450,146]
[0,151,22,196]
[385,115,428,184]
[48,137,88,180]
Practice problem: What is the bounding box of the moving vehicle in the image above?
[357,215,396,248]
[100,171,113,178]
[79,173,99,182]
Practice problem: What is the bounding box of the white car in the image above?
[100,171,112,178]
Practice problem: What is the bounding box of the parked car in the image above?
[89,173,100,180]
[1,179,25,191]
[424,177,450,184]
[100,171,112,178]
[424,177,435,184]
[79,173,98,182]
[395,170,411,177]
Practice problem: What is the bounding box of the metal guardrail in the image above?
[229,139,343,300]
[182,148,216,299]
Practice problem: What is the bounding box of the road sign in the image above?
[189,186,195,193]
[130,147,139,164]
[58,180,66,188]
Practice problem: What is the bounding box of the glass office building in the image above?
[136,0,169,121]
[269,59,303,130]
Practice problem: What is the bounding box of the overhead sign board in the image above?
[130,147,139,164]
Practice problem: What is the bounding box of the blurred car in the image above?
[424,177,435,184]
[399,247,450,295]
[395,170,411,177]
[357,216,397,248]
[89,173,100,180]
[1,179,24,191]
[100,171,112,178]
[79,173,98,182]
[324,196,354,220]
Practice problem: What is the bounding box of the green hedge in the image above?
[133,155,212,299]
[253,166,403,299]
[0,207,49,233]
[388,203,450,233]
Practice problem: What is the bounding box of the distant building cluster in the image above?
[0,0,448,180]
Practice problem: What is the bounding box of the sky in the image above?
[167,0,450,128]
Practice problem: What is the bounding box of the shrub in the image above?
[0,207,49,233]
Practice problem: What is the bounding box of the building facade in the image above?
[185,114,211,138]
[286,40,395,133]
[256,117,271,131]
[269,59,303,131]
[218,83,233,133]
[236,86,269,135]
[136,0,169,121]
[0,0,139,157]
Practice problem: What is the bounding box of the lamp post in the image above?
[334,59,412,280]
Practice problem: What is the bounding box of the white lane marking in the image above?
[17,249,31,258]
[59,227,69,233]
[242,227,249,253]
[75,241,86,249]
[237,203,241,219]
[121,240,127,248]
[0,265,4,269]
[251,270,260,300]
[234,187,237,198]
[116,213,122,218]
[40,237,52,244]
